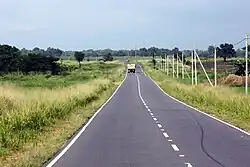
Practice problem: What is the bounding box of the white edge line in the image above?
[153,118,157,121]
[45,71,128,167]
[147,74,250,136]
[171,144,179,151]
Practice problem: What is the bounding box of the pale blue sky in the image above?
[0,0,249,50]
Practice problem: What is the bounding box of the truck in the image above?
[127,63,136,73]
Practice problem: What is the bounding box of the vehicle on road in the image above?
[127,63,136,73]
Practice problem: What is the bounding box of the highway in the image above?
[45,65,250,167]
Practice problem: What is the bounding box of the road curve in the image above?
[45,65,250,167]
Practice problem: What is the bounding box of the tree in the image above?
[218,43,236,62]
[0,45,21,72]
[46,47,63,57]
[171,47,182,60]
[103,53,113,61]
[74,51,85,67]
[208,46,214,56]
[139,48,147,57]
[148,47,158,57]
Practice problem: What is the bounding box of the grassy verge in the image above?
[140,61,250,132]
[0,62,125,167]
[0,62,121,88]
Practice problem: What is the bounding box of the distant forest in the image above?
[0,43,247,75]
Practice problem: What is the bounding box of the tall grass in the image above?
[0,79,112,154]
[0,62,124,156]
[141,62,250,132]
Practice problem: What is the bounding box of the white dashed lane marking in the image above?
[171,144,180,151]
[185,162,193,167]
[157,124,163,128]
[163,132,169,138]
[136,74,193,167]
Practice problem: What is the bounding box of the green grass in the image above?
[140,61,250,133]
[0,61,125,167]
[0,62,121,88]
[151,58,250,95]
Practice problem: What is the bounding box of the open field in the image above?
[0,61,125,167]
[148,55,250,92]
[139,60,250,132]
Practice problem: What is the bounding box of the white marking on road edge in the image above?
[150,113,154,116]
[163,132,169,138]
[171,144,180,151]
[157,124,163,128]
[45,72,128,167]
[137,72,192,164]
[160,128,165,131]
[138,64,147,76]
[147,75,250,136]
[148,108,151,112]
[179,155,185,157]
[145,105,149,109]
[185,162,193,167]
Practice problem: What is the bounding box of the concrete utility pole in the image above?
[191,51,194,85]
[172,55,175,78]
[194,50,198,85]
[214,46,217,87]
[182,52,184,79]
[245,34,248,96]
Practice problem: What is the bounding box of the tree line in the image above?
[0,45,64,75]
[0,42,247,75]
[0,44,116,75]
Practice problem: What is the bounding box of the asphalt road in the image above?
[46,65,250,167]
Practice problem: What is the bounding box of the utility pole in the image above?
[182,52,184,79]
[245,34,248,96]
[214,46,217,87]
[167,55,169,76]
[191,51,194,85]
[172,54,175,78]
[194,50,198,85]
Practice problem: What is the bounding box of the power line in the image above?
[234,38,245,46]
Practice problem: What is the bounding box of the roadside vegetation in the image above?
[140,60,250,133]
[0,52,125,167]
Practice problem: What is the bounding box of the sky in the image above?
[0,0,249,51]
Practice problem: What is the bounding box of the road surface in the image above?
[45,65,250,167]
